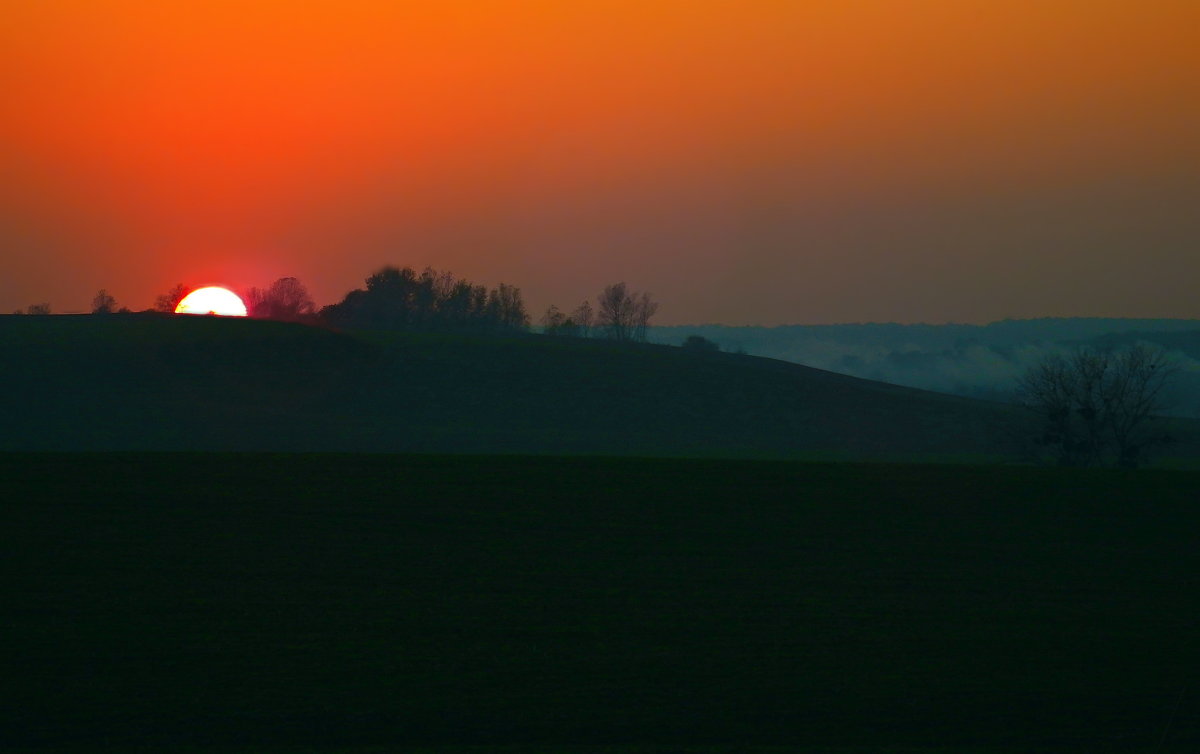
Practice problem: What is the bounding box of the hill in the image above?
[6,453,1200,750]
[651,318,1200,413]
[0,314,1034,459]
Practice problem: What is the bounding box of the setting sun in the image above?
[174,286,248,316]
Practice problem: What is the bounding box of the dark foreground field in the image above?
[5,454,1199,752]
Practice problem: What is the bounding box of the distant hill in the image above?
[3,314,1197,461]
[651,318,1200,415]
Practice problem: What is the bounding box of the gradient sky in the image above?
[2,1,1197,323]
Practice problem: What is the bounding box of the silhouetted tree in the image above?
[91,289,117,314]
[25,303,51,315]
[320,265,529,333]
[154,284,188,313]
[246,277,316,322]
[542,300,596,337]
[541,304,566,334]
[682,335,719,352]
[634,295,658,341]
[597,283,657,342]
[571,300,594,338]
[488,283,530,331]
[1018,344,1176,468]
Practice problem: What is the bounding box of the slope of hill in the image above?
[4,314,1195,461]
[651,318,1200,413]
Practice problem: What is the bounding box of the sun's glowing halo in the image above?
[174,286,248,316]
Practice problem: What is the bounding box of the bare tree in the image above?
[597,283,632,341]
[596,283,658,342]
[246,277,317,322]
[91,289,117,314]
[544,300,594,337]
[571,300,594,338]
[1018,352,1078,463]
[541,304,566,334]
[1106,346,1179,467]
[487,283,529,331]
[154,284,188,313]
[1018,345,1176,468]
[632,292,658,342]
[25,303,51,315]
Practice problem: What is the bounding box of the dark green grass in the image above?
[4,454,1199,751]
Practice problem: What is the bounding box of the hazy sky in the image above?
[2,1,1197,323]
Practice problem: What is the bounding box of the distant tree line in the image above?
[12,291,125,315]
[319,266,529,333]
[62,267,667,346]
[95,268,523,334]
[543,282,659,342]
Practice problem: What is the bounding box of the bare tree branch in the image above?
[596,282,658,342]
[1018,345,1176,467]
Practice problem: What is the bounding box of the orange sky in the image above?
[2,1,1198,322]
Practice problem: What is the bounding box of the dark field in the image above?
[4,454,1199,752]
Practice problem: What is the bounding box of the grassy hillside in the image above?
[5,454,1199,751]
[1,314,1027,459]
[6,314,1197,462]
[650,319,1200,414]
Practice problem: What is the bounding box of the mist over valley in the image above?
[653,318,1200,417]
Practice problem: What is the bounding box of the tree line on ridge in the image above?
[21,265,662,344]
